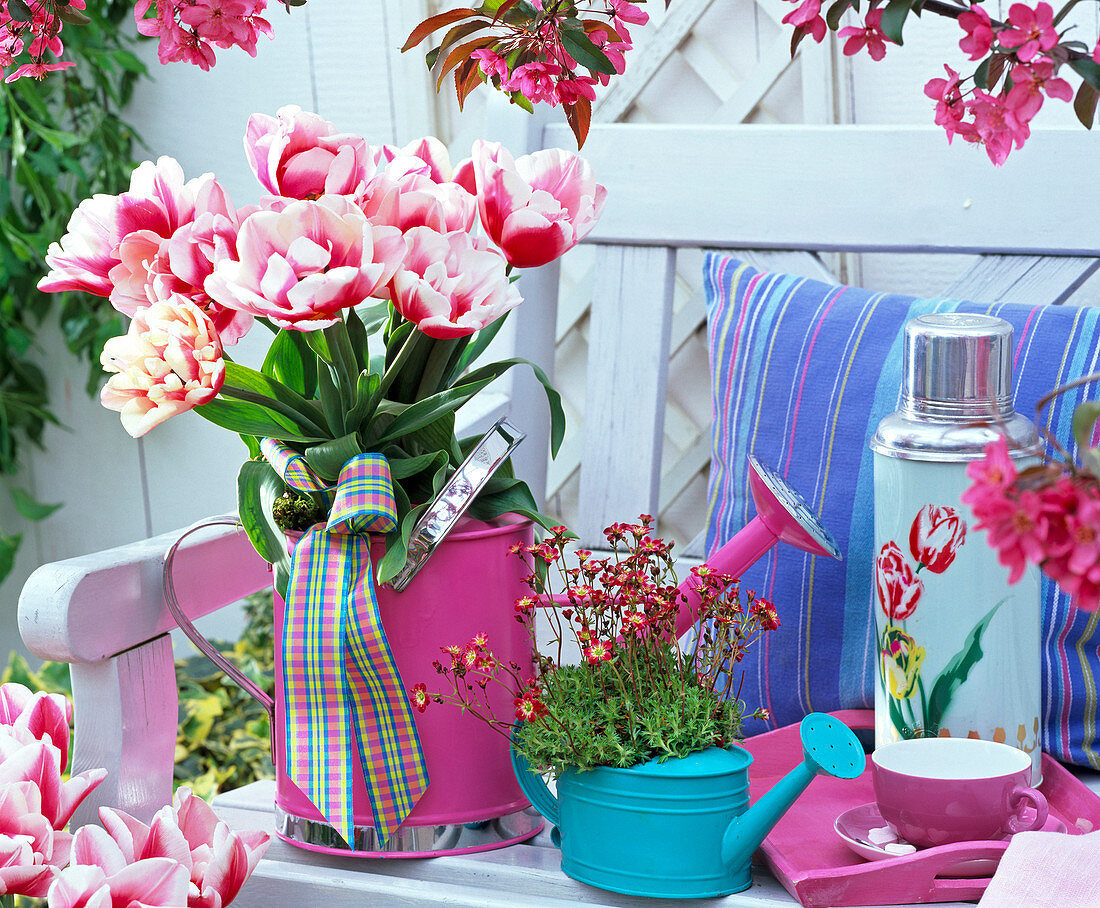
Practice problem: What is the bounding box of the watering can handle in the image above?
[162,516,275,720]
[510,739,560,830]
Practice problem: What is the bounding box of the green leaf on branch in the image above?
[825,0,855,30]
[10,488,62,521]
[6,0,33,22]
[880,0,912,45]
[0,534,21,586]
[1073,401,1100,456]
[1071,58,1100,92]
[974,57,992,90]
[559,24,617,75]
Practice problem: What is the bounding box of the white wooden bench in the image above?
[18,121,1100,906]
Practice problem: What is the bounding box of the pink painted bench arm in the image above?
[17,522,271,826]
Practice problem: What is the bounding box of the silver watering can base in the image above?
[274,805,543,857]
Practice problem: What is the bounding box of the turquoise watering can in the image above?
[512,713,864,899]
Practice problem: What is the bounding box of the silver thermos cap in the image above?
[871,312,1040,461]
[903,313,1013,419]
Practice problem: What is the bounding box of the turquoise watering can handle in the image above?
[510,743,560,829]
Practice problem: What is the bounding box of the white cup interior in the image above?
[872,738,1029,780]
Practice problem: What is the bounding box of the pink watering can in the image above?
[673,455,841,637]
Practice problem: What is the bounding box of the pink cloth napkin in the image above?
[979,830,1100,907]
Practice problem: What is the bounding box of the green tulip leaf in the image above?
[237,461,292,599]
[223,362,327,435]
[304,433,364,482]
[196,398,327,444]
[262,330,318,399]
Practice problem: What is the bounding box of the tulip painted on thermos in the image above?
[870,314,1042,782]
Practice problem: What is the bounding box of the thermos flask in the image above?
[870,313,1042,781]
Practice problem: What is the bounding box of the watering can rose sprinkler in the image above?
[511,456,860,899]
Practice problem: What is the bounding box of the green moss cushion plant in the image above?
[415,516,778,777]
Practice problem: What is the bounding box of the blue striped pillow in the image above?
[704,253,1100,768]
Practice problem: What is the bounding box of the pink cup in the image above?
[871,738,1048,848]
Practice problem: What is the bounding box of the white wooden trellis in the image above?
[424,0,849,550]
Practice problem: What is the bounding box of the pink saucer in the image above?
[834,803,1067,879]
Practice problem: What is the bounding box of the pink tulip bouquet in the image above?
[963,386,1100,611]
[38,105,605,590]
[0,681,269,907]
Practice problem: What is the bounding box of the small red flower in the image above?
[470,631,489,648]
[583,639,614,664]
[513,692,548,722]
[410,683,430,713]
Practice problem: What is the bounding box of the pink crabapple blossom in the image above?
[838,9,892,61]
[999,2,1059,63]
[958,4,995,61]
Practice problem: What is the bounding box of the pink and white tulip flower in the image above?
[0,740,106,832]
[205,195,406,331]
[39,157,222,305]
[0,781,75,897]
[469,140,607,268]
[358,137,477,234]
[100,296,226,438]
[62,787,269,908]
[48,858,190,908]
[358,171,476,235]
[244,105,374,199]
[107,179,255,346]
[379,136,457,184]
[0,683,72,772]
[390,227,522,339]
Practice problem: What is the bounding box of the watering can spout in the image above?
[720,714,865,869]
[675,457,841,638]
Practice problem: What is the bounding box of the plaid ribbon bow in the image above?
[262,439,428,847]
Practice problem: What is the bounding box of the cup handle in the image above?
[1006,785,1049,834]
[510,739,560,833]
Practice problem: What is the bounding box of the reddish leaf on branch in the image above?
[455,57,484,110]
[581,19,626,44]
[565,96,592,148]
[1074,80,1099,128]
[436,35,498,90]
[403,8,481,52]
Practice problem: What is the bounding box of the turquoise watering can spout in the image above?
[720,713,865,869]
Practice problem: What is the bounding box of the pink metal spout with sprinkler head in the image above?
[674,455,842,637]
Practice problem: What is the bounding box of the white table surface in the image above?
[216,775,1082,908]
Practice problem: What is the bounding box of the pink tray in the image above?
[743,710,1100,907]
